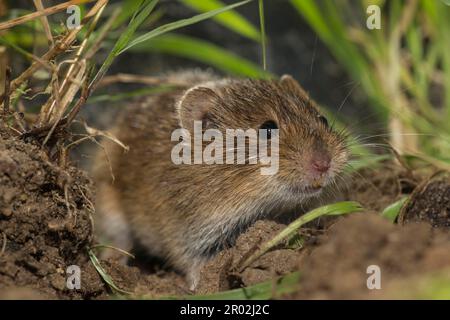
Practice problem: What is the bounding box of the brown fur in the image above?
[92,71,349,287]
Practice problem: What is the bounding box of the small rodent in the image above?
[93,70,349,288]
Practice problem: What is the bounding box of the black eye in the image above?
[260,120,278,139]
[317,114,328,127]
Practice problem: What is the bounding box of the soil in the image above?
[0,128,104,299]
[1,128,449,299]
[399,175,450,228]
[289,214,450,299]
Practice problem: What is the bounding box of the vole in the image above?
[93,70,349,288]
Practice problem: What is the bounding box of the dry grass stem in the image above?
[0,0,95,31]
[33,0,54,48]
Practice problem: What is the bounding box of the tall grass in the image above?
[290,0,450,169]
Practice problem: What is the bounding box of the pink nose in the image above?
[311,155,331,174]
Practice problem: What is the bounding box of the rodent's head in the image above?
[176,75,349,198]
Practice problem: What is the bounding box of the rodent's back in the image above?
[93,70,224,264]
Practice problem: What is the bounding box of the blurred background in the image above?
[1,0,449,170]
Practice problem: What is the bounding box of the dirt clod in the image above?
[400,176,450,228]
[0,129,98,299]
[196,220,307,294]
[288,213,450,299]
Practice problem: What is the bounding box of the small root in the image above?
[0,232,7,257]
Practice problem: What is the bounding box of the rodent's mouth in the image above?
[288,183,324,196]
[302,185,323,195]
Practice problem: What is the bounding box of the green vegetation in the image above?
[290,0,450,170]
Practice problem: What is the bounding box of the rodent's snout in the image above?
[283,132,346,195]
[310,151,331,175]
[301,149,334,191]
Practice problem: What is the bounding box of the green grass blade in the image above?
[422,0,438,20]
[191,272,300,300]
[0,37,34,60]
[290,0,331,42]
[380,197,408,222]
[90,0,158,90]
[119,0,254,54]
[258,0,267,71]
[128,33,269,78]
[88,249,132,295]
[180,0,261,42]
[239,201,363,270]
[322,0,373,85]
[438,5,450,120]
[112,0,148,30]
[150,272,300,300]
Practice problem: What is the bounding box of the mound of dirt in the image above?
[399,175,450,228]
[344,162,419,212]
[288,213,450,299]
[0,129,102,299]
[99,260,188,297]
[195,220,309,294]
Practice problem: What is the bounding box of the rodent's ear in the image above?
[177,86,219,130]
[280,74,309,99]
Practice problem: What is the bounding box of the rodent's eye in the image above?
[260,120,278,139]
[317,114,328,127]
